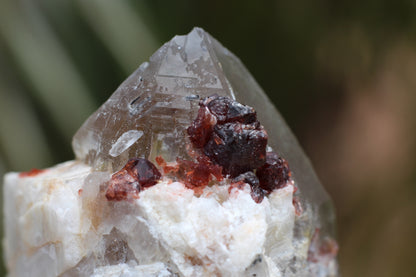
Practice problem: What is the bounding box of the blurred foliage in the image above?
[1,0,416,276]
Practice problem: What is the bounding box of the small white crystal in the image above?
[91,263,172,277]
[109,130,143,157]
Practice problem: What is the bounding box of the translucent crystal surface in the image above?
[72,28,337,266]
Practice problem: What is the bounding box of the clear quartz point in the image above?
[71,27,338,276]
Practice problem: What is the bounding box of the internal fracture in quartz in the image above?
[3,27,339,277]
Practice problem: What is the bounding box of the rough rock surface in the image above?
[4,161,301,276]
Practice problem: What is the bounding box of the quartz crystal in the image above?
[3,27,338,276]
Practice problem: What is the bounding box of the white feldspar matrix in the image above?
[4,28,338,277]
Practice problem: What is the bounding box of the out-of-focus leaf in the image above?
[0,0,95,139]
[0,83,52,171]
[76,0,159,73]
[0,156,5,179]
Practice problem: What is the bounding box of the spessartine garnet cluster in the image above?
[106,95,291,203]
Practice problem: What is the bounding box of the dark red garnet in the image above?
[186,95,292,202]
[187,107,217,148]
[204,123,267,177]
[188,95,268,177]
[124,158,162,188]
[187,95,260,149]
[233,171,265,203]
[204,96,257,124]
[256,152,291,193]
[106,158,161,201]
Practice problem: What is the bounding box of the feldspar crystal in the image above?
[3,27,338,277]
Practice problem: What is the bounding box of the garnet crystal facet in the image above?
[188,95,268,177]
[256,152,291,193]
[204,122,267,176]
[125,158,161,188]
[106,158,161,201]
[204,95,257,124]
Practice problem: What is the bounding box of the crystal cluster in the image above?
[188,95,268,177]
[3,28,338,276]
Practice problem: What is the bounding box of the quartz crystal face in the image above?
[4,27,338,277]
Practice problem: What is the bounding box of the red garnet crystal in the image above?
[187,95,268,177]
[186,95,293,202]
[256,152,291,193]
[187,106,217,148]
[204,122,267,177]
[124,158,162,188]
[203,95,257,124]
[106,158,161,201]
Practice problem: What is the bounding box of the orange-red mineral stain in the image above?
[19,168,46,178]
[106,158,161,201]
[156,155,222,194]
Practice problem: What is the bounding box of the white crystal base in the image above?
[3,161,303,276]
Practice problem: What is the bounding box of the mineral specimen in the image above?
[3,27,338,277]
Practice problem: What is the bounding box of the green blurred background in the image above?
[1,0,415,276]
